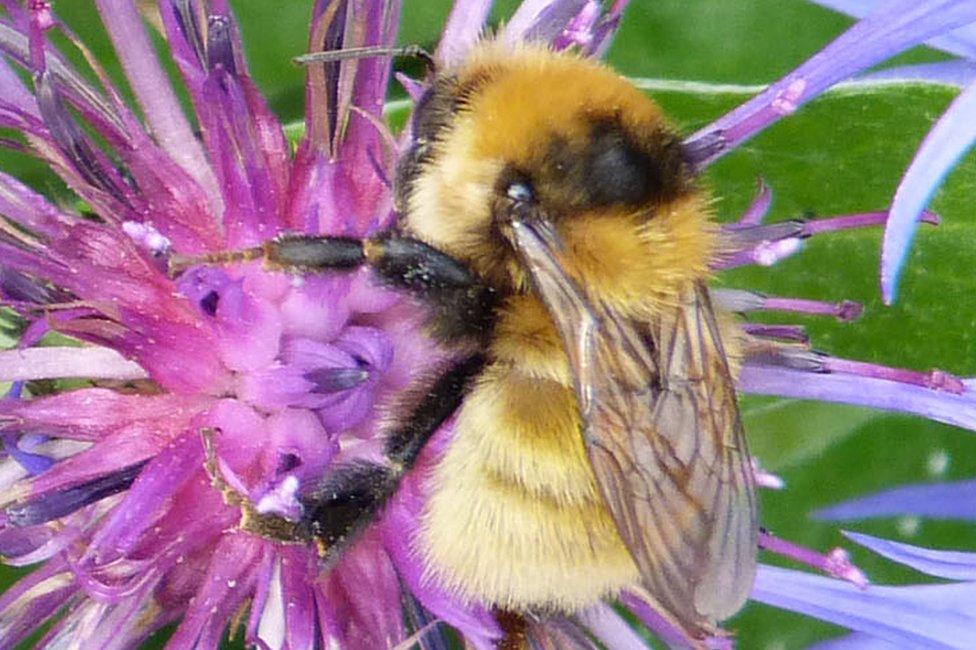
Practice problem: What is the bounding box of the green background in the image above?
[4,1,976,648]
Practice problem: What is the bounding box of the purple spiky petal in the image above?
[881,78,976,303]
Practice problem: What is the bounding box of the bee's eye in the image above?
[506,181,535,204]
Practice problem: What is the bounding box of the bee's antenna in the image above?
[294,45,436,74]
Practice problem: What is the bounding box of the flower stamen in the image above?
[759,530,869,588]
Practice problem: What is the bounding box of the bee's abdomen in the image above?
[421,363,638,611]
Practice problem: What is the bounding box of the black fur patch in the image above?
[298,461,397,549]
[580,118,689,208]
[383,353,487,466]
[366,234,498,343]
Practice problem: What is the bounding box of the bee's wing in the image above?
[509,220,758,635]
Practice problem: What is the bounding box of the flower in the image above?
[807,0,976,304]
[0,1,974,649]
[748,480,976,649]
[755,532,976,649]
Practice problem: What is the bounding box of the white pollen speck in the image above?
[290,276,305,288]
[927,449,950,476]
[227,579,237,588]
[122,220,171,254]
[771,79,807,116]
[897,516,921,537]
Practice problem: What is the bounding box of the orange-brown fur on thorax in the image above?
[404,43,722,611]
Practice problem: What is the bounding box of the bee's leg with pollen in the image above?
[297,353,487,562]
[200,428,305,544]
[171,232,498,343]
[495,610,529,650]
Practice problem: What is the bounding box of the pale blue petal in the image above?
[809,0,976,60]
[814,480,976,521]
[858,60,976,87]
[687,0,976,168]
[752,565,976,648]
[808,632,903,650]
[843,531,976,580]
[436,0,493,66]
[881,78,976,303]
[737,365,976,432]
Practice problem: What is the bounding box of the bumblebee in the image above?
[187,40,757,645]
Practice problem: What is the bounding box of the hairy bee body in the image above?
[397,44,731,614]
[210,39,756,640]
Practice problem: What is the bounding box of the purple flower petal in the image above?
[436,0,492,66]
[166,534,262,648]
[577,602,658,650]
[279,548,319,650]
[808,632,902,650]
[0,346,147,382]
[752,564,976,647]
[382,458,502,650]
[6,459,147,526]
[881,78,976,303]
[86,431,205,559]
[0,389,211,459]
[503,0,589,45]
[586,0,632,57]
[809,0,976,60]
[737,364,976,431]
[738,178,773,226]
[858,60,976,87]
[0,560,78,647]
[687,0,976,168]
[814,479,976,521]
[94,0,218,202]
[842,531,976,580]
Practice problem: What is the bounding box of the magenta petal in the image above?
[94,0,217,201]
[279,548,320,650]
[198,66,284,246]
[166,534,263,649]
[382,471,502,650]
[0,389,210,442]
[881,78,976,303]
[322,531,405,649]
[0,559,77,646]
[6,459,147,526]
[87,431,205,559]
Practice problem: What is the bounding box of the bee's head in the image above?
[398,43,714,299]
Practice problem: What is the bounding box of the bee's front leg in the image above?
[200,427,305,544]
